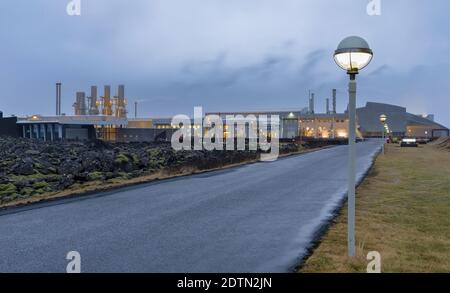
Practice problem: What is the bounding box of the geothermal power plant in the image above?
[72,84,127,118]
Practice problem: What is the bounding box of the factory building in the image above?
[1,84,448,142]
[357,102,449,138]
[0,111,20,137]
[205,111,353,141]
[73,84,127,118]
[115,118,177,142]
[16,115,127,141]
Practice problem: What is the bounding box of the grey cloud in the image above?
[0,0,449,126]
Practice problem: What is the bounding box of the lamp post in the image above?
[334,36,373,257]
[380,114,387,154]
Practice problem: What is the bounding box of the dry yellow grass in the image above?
[301,143,450,272]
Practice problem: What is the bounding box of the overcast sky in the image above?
[0,0,449,126]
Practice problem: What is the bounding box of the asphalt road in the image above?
[0,140,381,272]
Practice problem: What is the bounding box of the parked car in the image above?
[400,138,418,147]
[416,138,430,144]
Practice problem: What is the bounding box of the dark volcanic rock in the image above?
[0,136,304,204]
[12,157,35,176]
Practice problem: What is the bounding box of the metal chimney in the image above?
[118,85,125,99]
[310,93,315,114]
[74,92,87,115]
[88,86,99,115]
[115,85,127,118]
[134,101,138,119]
[332,89,337,114]
[56,83,62,116]
[102,85,112,116]
[326,98,330,114]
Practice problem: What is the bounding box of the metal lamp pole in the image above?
[334,36,373,257]
[380,115,387,155]
[347,73,357,257]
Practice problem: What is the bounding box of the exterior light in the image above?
[334,36,373,77]
[334,36,373,258]
[379,115,388,155]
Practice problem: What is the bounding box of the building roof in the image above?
[206,111,348,120]
[357,102,448,133]
[405,113,448,129]
[17,115,128,126]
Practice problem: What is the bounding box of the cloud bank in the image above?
[0,0,449,126]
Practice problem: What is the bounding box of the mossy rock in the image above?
[25,150,40,156]
[33,162,43,169]
[114,153,129,165]
[104,172,115,179]
[147,149,163,158]
[34,188,46,195]
[20,187,35,196]
[10,173,46,182]
[132,154,140,165]
[0,183,18,196]
[0,194,20,203]
[118,172,131,179]
[32,181,50,189]
[87,171,104,181]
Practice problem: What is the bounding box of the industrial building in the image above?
[357,102,449,138]
[16,115,127,141]
[204,90,351,140]
[1,85,448,142]
[3,84,129,141]
[204,111,352,141]
[73,84,127,119]
[0,111,20,137]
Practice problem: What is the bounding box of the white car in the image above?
[400,138,418,147]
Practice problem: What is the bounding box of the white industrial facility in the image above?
[1,84,448,142]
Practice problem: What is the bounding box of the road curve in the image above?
[0,140,382,272]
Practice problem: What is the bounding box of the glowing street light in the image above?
[334,36,373,257]
[380,114,387,155]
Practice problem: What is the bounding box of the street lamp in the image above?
[380,114,387,155]
[334,36,373,257]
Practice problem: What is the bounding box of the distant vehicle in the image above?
[416,138,430,144]
[400,138,418,147]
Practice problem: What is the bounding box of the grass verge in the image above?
[300,143,450,272]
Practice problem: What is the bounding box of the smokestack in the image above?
[88,86,99,115]
[118,85,125,99]
[309,93,315,114]
[102,85,112,116]
[326,98,330,114]
[56,83,62,116]
[74,92,87,115]
[115,85,127,118]
[134,101,138,119]
[332,89,337,114]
